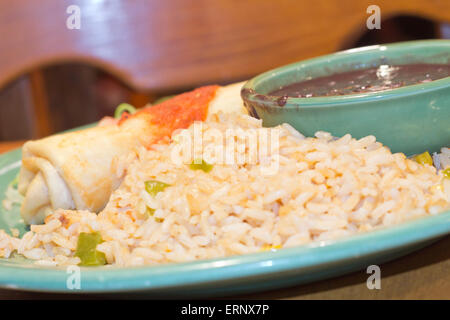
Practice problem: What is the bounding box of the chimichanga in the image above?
[18,82,247,224]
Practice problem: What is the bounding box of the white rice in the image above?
[433,147,450,170]
[0,112,449,266]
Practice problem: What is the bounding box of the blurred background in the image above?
[0,0,449,142]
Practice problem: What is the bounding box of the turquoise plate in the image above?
[0,147,449,297]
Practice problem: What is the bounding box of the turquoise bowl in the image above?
[241,40,450,156]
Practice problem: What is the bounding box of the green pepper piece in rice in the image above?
[8,173,19,189]
[189,159,214,173]
[144,206,164,222]
[75,232,106,266]
[144,180,171,197]
[145,206,155,218]
[414,151,433,166]
[443,168,450,179]
[114,103,136,119]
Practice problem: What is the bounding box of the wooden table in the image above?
[0,141,25,154]
[0,141,449,300]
